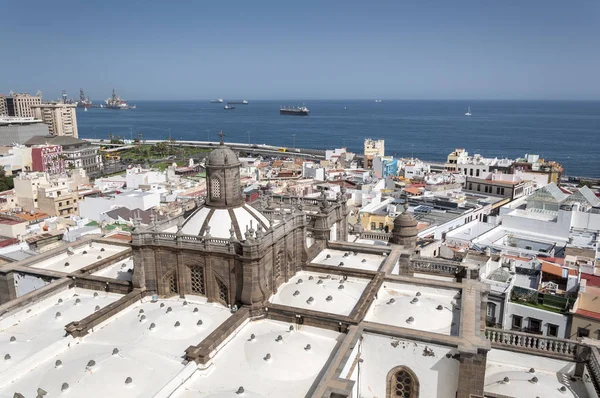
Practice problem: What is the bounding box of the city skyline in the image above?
[2,0,599,100]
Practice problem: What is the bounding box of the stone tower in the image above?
[391,212,418,249]
[205,133,243,208]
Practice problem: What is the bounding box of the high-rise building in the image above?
[2,92,42,118]
[31,102,78,138]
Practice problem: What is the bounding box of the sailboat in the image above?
[465,106,472,116]
[84,107,88,112]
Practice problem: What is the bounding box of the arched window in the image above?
[211,177,221,199]
[387,366,419,398]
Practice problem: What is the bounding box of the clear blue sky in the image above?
[2,0,599,100]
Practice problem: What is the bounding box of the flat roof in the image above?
[91,257,134,281]
[29,242,128,273]
[485,349,588,398]
[171,319,340,398]
[311,248,386,272]
[1,295,232,398]
[269,271,369,316]
[365,281,460,335]
[0,287,122,386]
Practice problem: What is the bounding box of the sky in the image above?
[1,0,599,100]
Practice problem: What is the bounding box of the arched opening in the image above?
[386,366,419,398]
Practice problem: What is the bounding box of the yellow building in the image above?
[570,276,600,340]
[358,197,396,232]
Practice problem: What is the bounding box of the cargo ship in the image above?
[105,89,136,110]
[227,100,249,105]
[280,105,309,116]
[210,98,224,103]
[77,89,92,108]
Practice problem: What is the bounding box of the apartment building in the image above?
[31,102,78,138]
[0,92,42,118]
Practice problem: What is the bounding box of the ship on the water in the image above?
[210,98,224,103]
[227,100,248,105]
[77,88,92,108]
[280,105,309,116]
[105,89,136,110]
[224,105,235,110]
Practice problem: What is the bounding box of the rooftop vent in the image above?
[236,387,245,395]
[112,348,119,355]
[326,295,333,302]
[100,248,105,252]
[317,280,323,285]
[64,262,69,267]
[82,251,87,254]
[166,307,172,313]
[61,383,69,392]
[361,259,367,263]
[411,298,419,304]
[160,303,165,308]
[55,312,61,318]
[140,315,146,321]
[308,276,314,280]
[339,262,344,266]
[325,254,331,259]
[182,301,188,306]
[275,335,283,342]
[338,285,345,290]
[415,292,422,297]
[264,353,271,361]
[93,292,99,298]
[436,305,443,311]
[529,368,535,373]
[503,377,510,384]
[297,279,303,284]
[174,321,180,327]
[95,305,100,311]
[304,344,311,351]
[249,334,256,341]
[387,298,396,304]
[289,325,294,331]
[149,323,156,330]
[197,320,203,326]
[560,386,567,393]
[125,377,133,385]
[4,354,10,361]
[9,336,15,342]
[75,298,81,305]
[55,359,62,367]
[58,298,63,304]
[97,255,102,260]
[193,307,199,313]
[139,309,144,314]
[406,317,414,324]
[293,290,300,296]
[87,360,96,368]
[529,377,538,384]
[307,297,314,304]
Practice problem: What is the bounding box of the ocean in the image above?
[76,100,600,178]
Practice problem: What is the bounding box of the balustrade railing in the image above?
[588,347,600,396]
[412,258,460,275]
[485,328,580,359]
[359,231,391,242]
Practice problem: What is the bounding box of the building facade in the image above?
[1,92,42,118]
[31,145,65,175]
[0,117,49,146]
[31,103,78,138]
[364,138,385,168]
[24,136,103,175]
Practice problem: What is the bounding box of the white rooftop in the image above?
[311,248,386,271]
[0,295,232,398]
[0,287,122,388]
[485,349,589,398]
[171,319,340,398]
[91,257,134,281]
[29,242,128,273]
[365,281,460,335]
[269,271,369,316]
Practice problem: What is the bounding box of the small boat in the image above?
[211,98,224,103]
[224,105,235,110]
[84,108,87,112]
[465,106,472,116]
[375,100,383,103]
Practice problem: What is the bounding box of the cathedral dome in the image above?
[180,204,270,240]
[207,145,240,168]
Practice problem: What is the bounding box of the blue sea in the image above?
[76,100,600,178]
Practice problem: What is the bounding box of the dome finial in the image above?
[218,130,225,145]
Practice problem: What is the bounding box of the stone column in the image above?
[0,272,17,305]
[456,350,487,398]
[396,252,412,276]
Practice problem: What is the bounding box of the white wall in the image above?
[354,333,459,398]
[14,273,49,297]
[78,197,118,222]
[507,302,569,338]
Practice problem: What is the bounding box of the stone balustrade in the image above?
[485,328,580,360]
[412,257,461,275]
[359,231,391,242]
[588,346,600,395]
